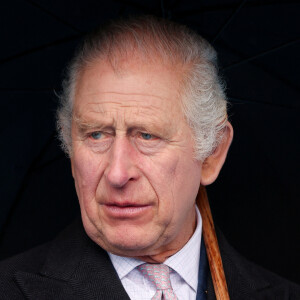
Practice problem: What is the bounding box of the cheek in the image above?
[71,149,105,202]
[143,150,201,213]
[141,153,181,209]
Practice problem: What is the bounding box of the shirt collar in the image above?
[164,207,202,292]
[108,206,202,292]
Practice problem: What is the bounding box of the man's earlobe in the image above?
[200,122,233,186]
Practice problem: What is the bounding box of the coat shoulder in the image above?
[243,255,300,298]
[216,229,300,299]
[0,242,50,298]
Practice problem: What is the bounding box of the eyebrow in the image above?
[74,115,170,138]
[73,116,110,133]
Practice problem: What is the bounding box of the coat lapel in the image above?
[14,219,130,300]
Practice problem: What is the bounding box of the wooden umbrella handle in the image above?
[196,186,230,300]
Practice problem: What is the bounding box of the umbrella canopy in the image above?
[0,0,299,283]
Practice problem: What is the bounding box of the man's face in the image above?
[71,59,203,260]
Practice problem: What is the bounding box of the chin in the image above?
[82,215,162,256]
[95,228,160,257]
[106,233,154,253]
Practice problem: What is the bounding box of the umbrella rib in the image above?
[219,40,300,92]
[228,96,298,110]
[212,0,248,44]
[224,38,300,71]
[0,34,82,65]
[25,0,82,33]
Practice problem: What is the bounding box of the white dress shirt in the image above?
[108,207,202,300]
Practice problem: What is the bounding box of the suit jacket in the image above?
[0,218,299,300]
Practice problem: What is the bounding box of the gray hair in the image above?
[57,15,228,161]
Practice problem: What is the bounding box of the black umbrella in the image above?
[0,0,299,283]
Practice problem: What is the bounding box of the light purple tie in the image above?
[138,264,178,300]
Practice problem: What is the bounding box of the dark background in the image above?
[0,0,299,284]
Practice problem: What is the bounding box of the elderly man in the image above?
[0,16,299,300]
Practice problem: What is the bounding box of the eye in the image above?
[90,131,102,140]
[141,132,153,140]
[135,131,162,154]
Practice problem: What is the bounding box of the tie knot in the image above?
[138,263,172,290]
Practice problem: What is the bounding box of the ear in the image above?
[200,121,233,186]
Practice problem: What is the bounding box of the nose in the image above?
[105,137,139,188]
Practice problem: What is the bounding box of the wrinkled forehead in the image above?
[77,44,189,87]
[73,57,187,114]
[72,58,193,140]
